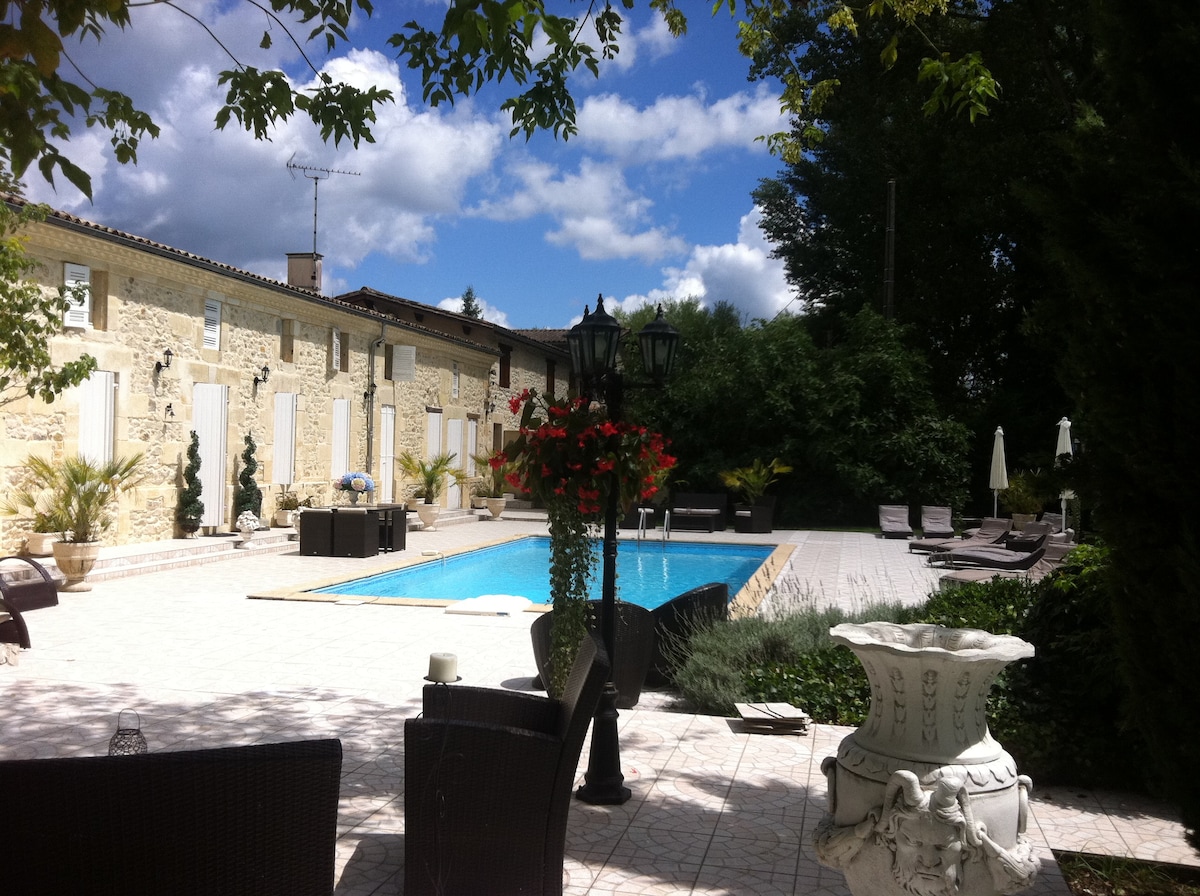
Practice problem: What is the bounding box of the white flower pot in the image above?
[485,497,508,520]
[24,532,58,557]
[414,503,440,531]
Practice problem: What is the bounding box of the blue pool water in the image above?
[311,537,774,610]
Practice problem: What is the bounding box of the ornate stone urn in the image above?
[814,622,1040,896]
[485,496,507,520]
[414,502,440,531]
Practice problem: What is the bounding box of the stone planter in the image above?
[52,541,102,592]
[414,502,440,531]
[485,496,507,520]
[813,622,1040,896]
[24,532,58,557]
[1010,513,1037,531]
[274,509,297,528]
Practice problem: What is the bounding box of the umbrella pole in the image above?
[993,490,998,517]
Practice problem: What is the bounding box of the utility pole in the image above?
[883,179,896,320]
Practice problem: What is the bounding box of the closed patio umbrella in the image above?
[1056,417,1075,533]
[989,426,1008,517]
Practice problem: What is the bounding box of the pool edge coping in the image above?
[248,534,793,614]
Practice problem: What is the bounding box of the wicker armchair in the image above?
[404,634,611,896]
[0,738,342,896]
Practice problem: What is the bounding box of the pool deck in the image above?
[1,521,1193,894]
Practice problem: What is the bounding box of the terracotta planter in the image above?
[485,496,507,520]
[414,502,440,531]
[813,622,1040,896]
[24,532,58,557]
[52,541,102,592]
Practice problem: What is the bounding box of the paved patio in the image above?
[1,522,1193,894]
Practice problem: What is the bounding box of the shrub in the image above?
[672,602,908,717]
[992,543,1150,789]
[900,576,1039,635]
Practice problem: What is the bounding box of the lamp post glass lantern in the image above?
[571,295,678,806]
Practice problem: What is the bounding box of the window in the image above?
[498,345,512,388]
[452,362,460,398]
[63,263,91,328]
[387,345,416,382]
[203,299,221,349]
[546,359,556,396]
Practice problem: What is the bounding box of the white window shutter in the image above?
[63,263,91,328]
[393,345,416,382]
[331,398,350,477]
[77,371,114,465]
[272,393,297,486]
[203,299,221,349]
[331,329,342,372]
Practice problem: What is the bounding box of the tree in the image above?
[459,285,482,319]
[176,431,204,534]
[751,0,1078,509]
[1029,0,1200,848]
[3,0,995,198]
[0,194,98,407]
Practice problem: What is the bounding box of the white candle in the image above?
[428,652,458,682]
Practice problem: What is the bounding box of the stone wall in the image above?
[0,214,552,552]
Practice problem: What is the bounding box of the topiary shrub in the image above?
[176,430,204,534]
[234,433,262,518]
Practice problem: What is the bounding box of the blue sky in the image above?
[25,2,795,328]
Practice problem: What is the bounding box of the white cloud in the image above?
[471,158,688,262]
[576,85,783,161]
[617,207,795,321]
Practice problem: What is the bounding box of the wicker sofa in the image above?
[0,738,343,896]
[670,492,728,532]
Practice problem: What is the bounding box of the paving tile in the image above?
[1,525,1193,895]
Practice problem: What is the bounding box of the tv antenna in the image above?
[287,154,360,257]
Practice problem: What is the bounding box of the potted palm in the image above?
[2,475,60,556]
[1000,469,1049,529]
[397,451,464,531]
[720,457,792,533]
[473,449,512,520]
[9,453,145,591]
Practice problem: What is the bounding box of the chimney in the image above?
[286,252,323,293]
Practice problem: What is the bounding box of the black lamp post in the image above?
[571,295,679,806]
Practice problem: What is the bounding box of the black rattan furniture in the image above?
[0,556,58,649]
[0,738,343,896]
[530,600,655,708]
[330,508,380,556]
[298,508,335,555]
[404,635,610,896]
[646,582,729,687]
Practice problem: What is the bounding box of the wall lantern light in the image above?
[154,348,173,374]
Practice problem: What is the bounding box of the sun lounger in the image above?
[909,517,1012,553]
[928,544,1047,570]
[878,504,913,538]
[919,505,955,538]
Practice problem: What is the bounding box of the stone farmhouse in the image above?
[1,197,569,552]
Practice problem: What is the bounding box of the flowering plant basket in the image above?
[503,389,675,696]
[335,472,375,494]
[501,389,674,518]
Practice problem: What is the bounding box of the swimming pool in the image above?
[310,537,775,610]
